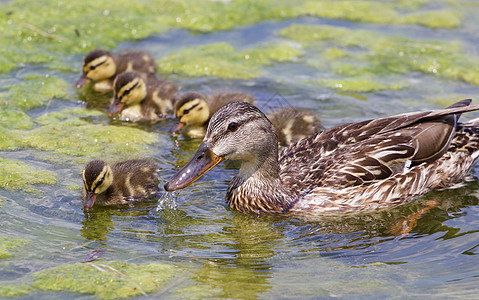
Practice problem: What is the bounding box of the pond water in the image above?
[2,0,479,299]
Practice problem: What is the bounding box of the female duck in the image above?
[109,71,178,122]
[169,91,255,137]
[165,100,479,215]
[82,159,159,209]
[75,49,156,93]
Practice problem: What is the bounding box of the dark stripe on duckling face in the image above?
[82,160,113,194]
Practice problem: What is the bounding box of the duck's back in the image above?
[279,100,479,213]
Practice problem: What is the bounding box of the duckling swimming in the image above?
[82,159,159,209]
[75,49,156,93]
[266,107,323,147]
[109,71,178,122]
[169,91,255,137]
[165,100,479,215]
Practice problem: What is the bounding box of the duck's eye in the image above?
[90,65,97,71]
[97,178,104,186]
[227,122,239,132]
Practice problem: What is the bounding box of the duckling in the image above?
[109,71,178,122]
[169,91,255,137]
[82,159,159,209]
[266,107,323,147]
[75,49,156,93]
[165,100,479,215]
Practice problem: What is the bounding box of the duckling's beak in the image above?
[164,142,224,191]
[168,120,185,134]
[74,73,89,88]
[109,98,124,116]
[84,191,97,210]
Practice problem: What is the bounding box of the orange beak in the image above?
[164,142,223,191]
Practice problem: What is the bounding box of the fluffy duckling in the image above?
[169,91,255,137]
[75,49,156,93]
[266,107,323,147]
[82,159,159,209]
[109,71,178,122]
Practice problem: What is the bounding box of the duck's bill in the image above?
[164,142,224,191]
[168,120,185,134]
[109,99,124,116]
[84,191,97,210]
[74,74,89,88]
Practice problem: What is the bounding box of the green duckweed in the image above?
[32,261,177,299]
[0,157,57,192]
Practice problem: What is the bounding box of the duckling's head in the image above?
[75,50,117,88]
[169,92,210,133]
[109,71,148,116]
[165,102,277,191]
[82,160,114,209]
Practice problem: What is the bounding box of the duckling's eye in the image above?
[227,122,239,132]
[97,178,104,186]
[90,65,97,71]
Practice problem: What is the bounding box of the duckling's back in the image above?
[114,50,156,77]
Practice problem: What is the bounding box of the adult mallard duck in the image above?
[109,71,178,122]
[169,91,255,137]
[82,159,159,209]
[75,49,156,93]
[266,107,323,147]
[165,100,479,215]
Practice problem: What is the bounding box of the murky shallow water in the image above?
[3,4,479,299]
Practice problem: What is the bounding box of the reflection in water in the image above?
[192,214,287,298]
[80,201,157,241]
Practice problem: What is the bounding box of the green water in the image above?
[2,0,479,298]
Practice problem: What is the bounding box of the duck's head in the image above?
[165,102,277,191]
[75,50,117,88]
[169,92,210,133]
[109,71,147,116]
[82,160,114,209]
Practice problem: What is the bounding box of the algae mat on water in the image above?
[0,0,463,73]
[32,261,178,299]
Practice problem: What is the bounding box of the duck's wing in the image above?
[279,99,479,190]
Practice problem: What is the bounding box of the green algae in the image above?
[158,41,301,79]
[0,0,461,74]
[0,237,29,259]
[0,75,70,111]
[0,157,57,192]
[0,284,32,297]
[32,260,177,299]
[320,77,386,93]
[0,109,32,130]
[299,1,461,28]
[23,115,159,161]
[0,128,20,151]
[280,24,479,91]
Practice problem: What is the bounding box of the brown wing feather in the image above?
[279,100,479,192]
